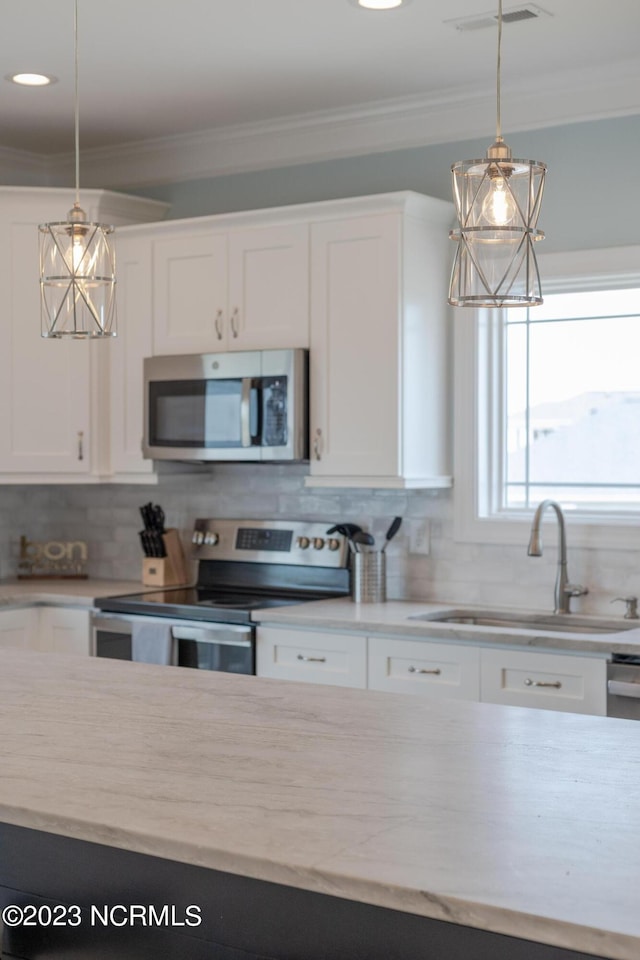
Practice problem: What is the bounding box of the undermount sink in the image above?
[409,609,640,635]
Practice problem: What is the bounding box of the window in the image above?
[505,287,640,512]
[454,245,640,549]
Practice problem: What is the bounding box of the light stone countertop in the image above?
[251,597,640,655]
[1,648,640,960]
[0,577,155,608]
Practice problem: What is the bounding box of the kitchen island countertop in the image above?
[1,647,640,960]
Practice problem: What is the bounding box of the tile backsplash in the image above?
[4,464,638,616]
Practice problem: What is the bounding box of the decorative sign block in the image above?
[18,535,88,580]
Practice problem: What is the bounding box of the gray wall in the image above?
[130,115,640,255]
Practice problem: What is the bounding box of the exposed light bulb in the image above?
[72,235,85,272]
[481,177,517,227]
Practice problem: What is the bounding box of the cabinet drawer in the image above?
[256,627,366,688]
[368,636,480,700]
[480,648,607,716]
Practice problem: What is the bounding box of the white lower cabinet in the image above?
[256,625,609,717]
[368,636,480,700]
[256,626,367,688]
[0,608,39,650]
[36,607,91,657]
[0,606,93,657]
[479,647,607,716]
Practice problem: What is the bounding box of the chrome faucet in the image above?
[527,500,588,614]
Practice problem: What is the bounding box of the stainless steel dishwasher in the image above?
[607,655,640,719]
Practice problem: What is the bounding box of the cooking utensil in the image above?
[352,531,375,552]
[381,516,402,552]
[326,523,363,554]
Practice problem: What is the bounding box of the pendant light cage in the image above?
[448,0,546,308]
[39,0,116,339]
[449,153,546,307]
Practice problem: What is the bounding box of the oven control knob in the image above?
[204,532,219,546]
[192,530,205,545]
[313,537,325,550]
[297,536,310,550]
[327,538,341,551]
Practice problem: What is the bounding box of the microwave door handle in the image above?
[252,380,263,444]
[240,377,252,447]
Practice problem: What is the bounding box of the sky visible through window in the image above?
[504,288,640,511]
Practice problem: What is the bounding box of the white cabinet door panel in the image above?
[257,626,366,688]
[480,648,607,716]
[0,219,90,474]
[153,232,228,355]
[228,224,309,349]
[368,636,480,700]
[37,607,91,657]
[111,234,155,477]
[0,608,38,650]
[310,215,400,478]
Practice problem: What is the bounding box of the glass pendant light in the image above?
[448,0,546,308]
[39,0,116,338]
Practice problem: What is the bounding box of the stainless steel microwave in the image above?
[143,348,308,462]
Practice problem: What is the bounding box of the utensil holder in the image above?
[352,551,386,604]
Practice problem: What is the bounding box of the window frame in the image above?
[453,244,640,551]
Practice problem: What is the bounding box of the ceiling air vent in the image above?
[502,7,539,22]
[445,4,552,32]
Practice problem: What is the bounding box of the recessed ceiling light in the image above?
[351,0,407,9]
[8,73,56,87]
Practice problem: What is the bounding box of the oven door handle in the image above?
[608,679,640,699]
[172,625,253,647]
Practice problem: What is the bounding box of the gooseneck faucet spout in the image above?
[527,499,588,615]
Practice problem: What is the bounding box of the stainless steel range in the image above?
[92,519,350,674]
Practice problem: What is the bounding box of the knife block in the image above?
[142,529,188,587]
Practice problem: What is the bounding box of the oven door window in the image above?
[149,379,259,448]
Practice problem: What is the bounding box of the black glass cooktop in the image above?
[95,587,324,624]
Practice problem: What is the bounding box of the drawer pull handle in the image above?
[408,666,441,675]
[297,654,326,663]
[214,309,223,340]
[524,678,562,689]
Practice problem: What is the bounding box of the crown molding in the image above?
[18,57,640,189]
[0,144,50,185]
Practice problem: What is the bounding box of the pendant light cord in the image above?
[496,0,502,140]
[74,0,80,206]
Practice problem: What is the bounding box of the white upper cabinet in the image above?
[307,194,454,488]
[0,188,167,483]
[0,190,450,487]
[110,232,156,480]
[152,221,309,355]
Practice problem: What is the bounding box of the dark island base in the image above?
[0,824,608,960]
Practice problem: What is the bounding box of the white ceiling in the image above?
[2,0,639,187]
